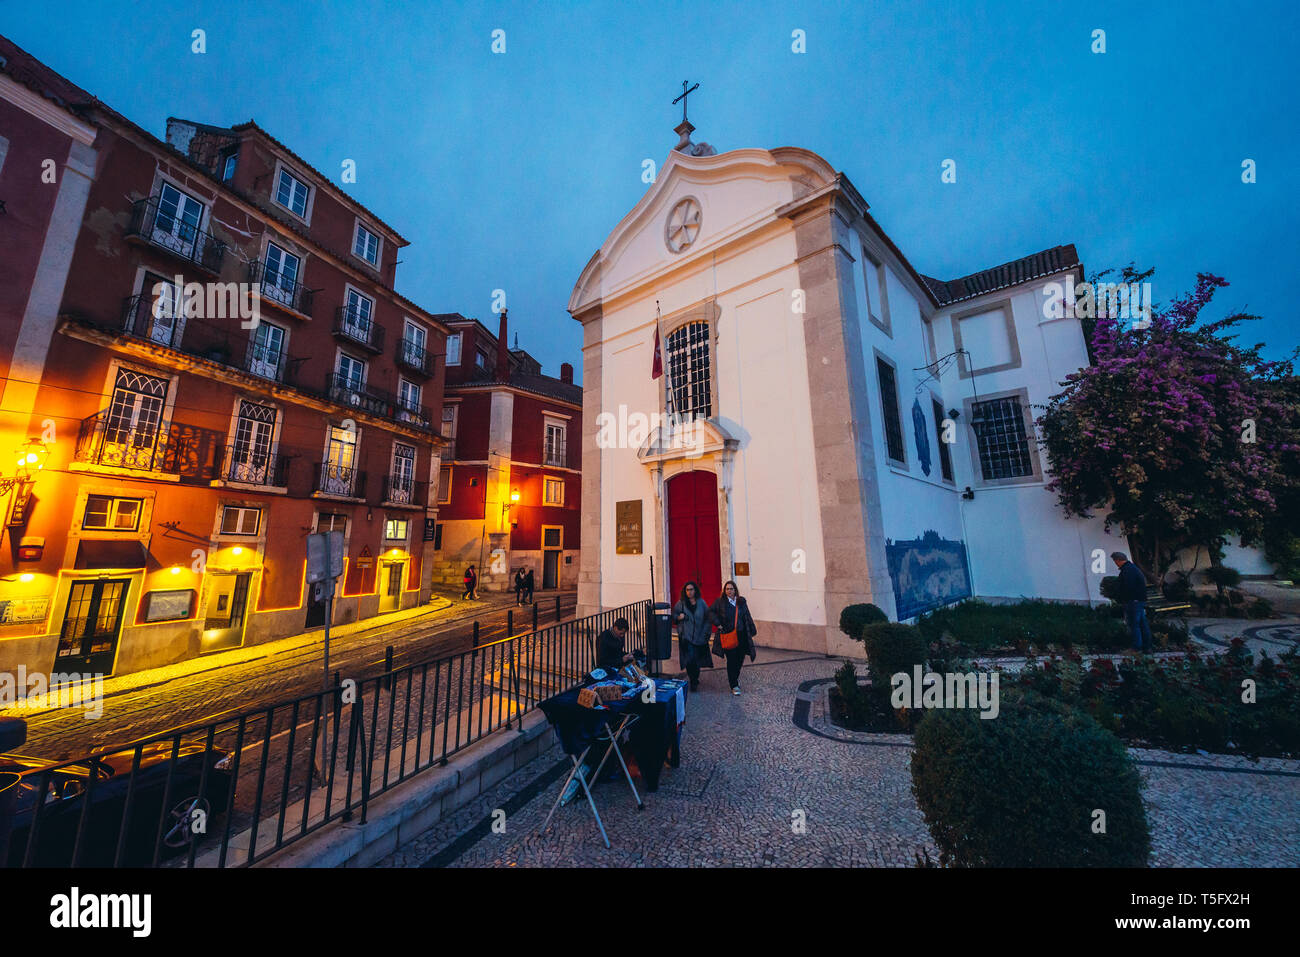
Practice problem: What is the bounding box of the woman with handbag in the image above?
[709,580,757,695]
[672,580,714,692]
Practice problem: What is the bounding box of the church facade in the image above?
[569,133,1128,657]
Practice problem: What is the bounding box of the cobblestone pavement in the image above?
[2,588,575,760]
[375,647,1300,868]
[1189,617,1300,662]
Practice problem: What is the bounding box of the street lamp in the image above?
[3,439,48,534]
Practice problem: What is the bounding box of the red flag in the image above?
[651,324,663,379]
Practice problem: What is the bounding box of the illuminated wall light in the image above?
[232,546,243,556]
[19,573,34,583]
[170,565,181,575]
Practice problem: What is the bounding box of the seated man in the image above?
[595,618,633,675]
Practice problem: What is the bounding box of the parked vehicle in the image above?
[1,740,233,867]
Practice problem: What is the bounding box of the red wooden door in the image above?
[667,470,722,605]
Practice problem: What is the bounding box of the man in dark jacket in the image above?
[595,618,632,674]
[1112,551,1152,651]
[523,568,535,604]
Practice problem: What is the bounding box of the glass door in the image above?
[152,183,203,258]
[56,579,130,674]
[247,321,286,380]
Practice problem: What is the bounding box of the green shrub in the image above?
[861,622,928,689]
[839,603,888,637]
[910,691,1151,867]
[916,599,1128,653]
[1205,564,1242,596]
[1099,576,1122,603]
[1246,597,1273,619]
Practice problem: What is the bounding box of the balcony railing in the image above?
[124,196,226,274]
[333,307,385,353]
[215,446,290,487]
[314,462,365,498]
[395,337,433,377]
[323,372,434,433]
[249,260,314,317]
[116,295,305,386]
[74,412,222,480]
[382,475,425,506]
[543,439,567,468]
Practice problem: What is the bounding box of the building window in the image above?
[543,477,564,506]
[389,443,416,504]
[103,368,169,468]
[220,505,262,536]
[353,222,380,265]
[343,288,374,336]
[398,378,422,412]
[401,320,427,368]
[440,404,457,461]
[433,522,444,550]
[322,425,359,496]
[446,333,462,366]
[666,321,711,420]
[384,517,409,541]
[221,153,237,182]
[316,511,347,533]
[274,166,310,218]
[228,400,278,484]
[971,395,1035,481]
[82,495,143,531]
[475,349,488,371]
[154,183,204,252]
[544,421,566,467]
[337,353,366,390]
[932,398,954,483]
[438,465,452,504]
[262,242,301,306]
[863,252,889,333]
[876,356,906,465]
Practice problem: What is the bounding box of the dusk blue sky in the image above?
[6,0,1297,377]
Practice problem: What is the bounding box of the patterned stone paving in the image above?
[375,646,1300,868]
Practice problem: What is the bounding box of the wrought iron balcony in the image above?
[382,475,425,506]
[543,438,567,468]
[323,372,434,433]
[438,442,456,462]
[395,337,433,377]
[124,196,226,274]
[115,295,304,386]
[249,260,314,317]
[333,306,385,353]
[314,462,366,498]
[215,445,290,487]
[74,411,222,481]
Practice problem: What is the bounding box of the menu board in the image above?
[615,500,642,555]
[143,589,194,623]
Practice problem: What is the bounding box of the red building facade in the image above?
[0,37,449,679]
[432,312,581,592]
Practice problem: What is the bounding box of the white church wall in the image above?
[928,276,1125,604]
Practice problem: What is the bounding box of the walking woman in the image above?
[462,564,478,601]
[709,580,757,694]
[672,580,714,692]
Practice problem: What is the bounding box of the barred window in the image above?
[666,321,711,420]
[876,357,905,464]
[971,396,1034,480]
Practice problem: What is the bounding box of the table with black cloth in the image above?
[539,677,687,792]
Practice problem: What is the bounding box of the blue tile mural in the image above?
[885,529,972,620]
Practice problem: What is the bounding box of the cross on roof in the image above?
[673,80,699,125]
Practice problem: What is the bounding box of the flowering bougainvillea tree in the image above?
[1038,267,1299,577]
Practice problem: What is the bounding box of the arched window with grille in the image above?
[665,320,712,421]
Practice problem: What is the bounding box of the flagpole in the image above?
[654,301,669,608]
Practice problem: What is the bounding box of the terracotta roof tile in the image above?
[922,244,1081,306]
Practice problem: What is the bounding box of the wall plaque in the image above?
[143,589,193,623]
[615,500,642,555]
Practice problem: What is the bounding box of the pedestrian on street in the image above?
[514,568,526,606]
[524,568,535,604]
[462,564,478,601]
[1112,551,1153,651]
[709,580,758,695]
[673,580,714,692]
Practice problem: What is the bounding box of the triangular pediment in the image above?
[636,416,739,465]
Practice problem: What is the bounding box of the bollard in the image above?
[532,602,538,633]
[507,608,514,639]
[555,595,561,623]
[383,646,393,690]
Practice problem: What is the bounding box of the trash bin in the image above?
[647,601,673,661]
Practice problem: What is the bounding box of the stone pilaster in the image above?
[576,307,604,617]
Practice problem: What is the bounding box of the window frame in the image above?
[931,395,955,484]
[82,495,144,532]
[543,476,565,506]
[874,351,907,468]
[861,244,893,337]
[446,333,462,366]
[352,220,381,267]
[272,163,312,221]
[543,419,567,468]
[962,386,1044,487]
[219,504,262,536]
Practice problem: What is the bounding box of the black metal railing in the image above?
[313,462,365,498]
[249,260,314,317]
[0,599,644,868]
[74,411,223,480]
[543,438,567,468]
[381,475,425,506]
[395,338,433,377]
[116,295,304,386]
[124,196,226,273]
[323,372,434,433]
[215,446,290,487]
[332,307,384,353]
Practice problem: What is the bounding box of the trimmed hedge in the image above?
[861,622,929,689]
[910,691,1151,867]
[916,598,1186,653]
[839,603,888,638]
